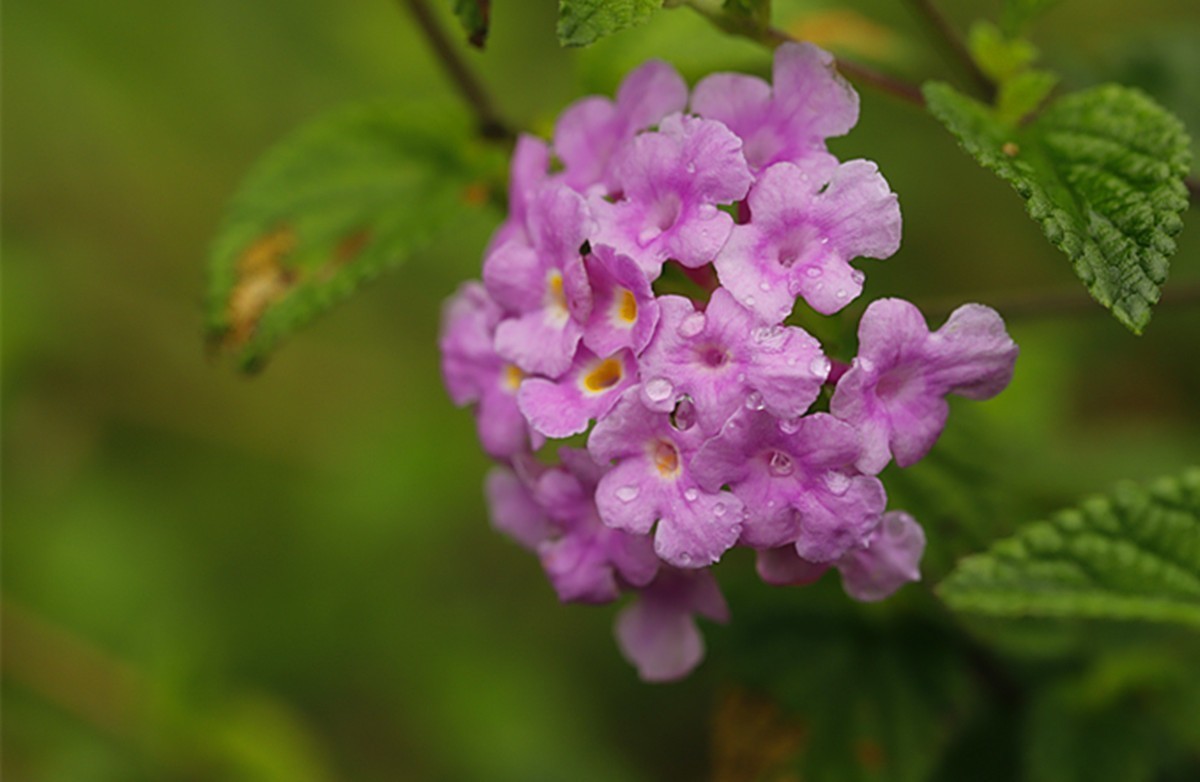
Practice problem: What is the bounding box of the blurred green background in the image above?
[3,1,1198,779]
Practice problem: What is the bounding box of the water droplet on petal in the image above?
[805,266,822,279]
[745,295,756,307]
[851,270,865,285]
[678,552,692,565]
[857,357,875,373]
[736,372,747,383]
[820,237,829,245]
[778,416,803,434]
[751,325,785,348]
[809,356,831,378]
[759,281,771,292]
[768,451,794,476]
[616,485,640,502]
[823,471,851,495]
[835,288,847,300]
[714,502,726,517]
[672,397,697,431]
[638,227,660,245]
[645,377,674,403]
[684,488,699,502]
[745,391,765,411]
[678,312,706,338]
[687,163,697,174]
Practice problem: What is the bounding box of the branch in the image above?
[918,280,1200,323]
[400,0,514,141]
[903,0,995,101]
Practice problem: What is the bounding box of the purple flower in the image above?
[484,134,550,256]
[691,42,858,174]
[533,449,659,604]
[638,288,828,435]
[485,460,555,551]
[554,59,689,193]
[837,511,925,601]
[579,244,661,357]
[757,511,926,602]
[439,282,542,458]
[483,183,595,377]
[592,114,753,278]
[692,409,886,562]
[714,161,901,321]
[517,347,639,438]
[830,299,1019,473]
[589,389,743,569]
[615,567,729,682]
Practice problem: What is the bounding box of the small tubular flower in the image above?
[831,299,1019,473]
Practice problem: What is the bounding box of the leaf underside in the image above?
[938,468,1200,627]
[205,104,498,371]
[557,0,662,47]
[924,81,1191,334]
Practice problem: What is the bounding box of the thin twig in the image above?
[401,0,514,141]
[918,280,1200,323]
[903,0,994,101]
[754,25,927,107]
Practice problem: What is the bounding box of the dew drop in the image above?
[645,377,675,403]
[672,397,697,431]
[678,312,706,338]
[751,325,785,347]
[714,502,727,517]
[687,162,697,174]
[809,356,831,378]
[778,417,803,434]
[820,237,829,245]
[638,227,660,245]
[678,552,692,565]
[616,485,640,502]
[857,357,875,373]
[684,488,699,502]
[745,295,756,307]
[759,281,771,292]
[736,372,747,383]
[804,266,822,279]
[835,288,848,300]
[851,270,865,285]
[768,451,794,477]
[823,471,851,496]
[745,391,766,411]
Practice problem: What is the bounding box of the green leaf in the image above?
[924,81,1191,333]
[452,0,490,48]
[1002,0,1062,35]
[938,468,1200,626]
[967,21,1037,83]
[557,0,662,47]
[205,103,502,371]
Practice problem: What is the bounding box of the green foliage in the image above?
[938,468,1200,626]
[452,0,491,48]
[1002,0,1063,35]
[924,81,1191,333]
[557,0,663,47]
[205,103,502,371]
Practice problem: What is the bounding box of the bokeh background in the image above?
[4,0,1199,779]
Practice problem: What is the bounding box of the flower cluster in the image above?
[440,43,1018,681]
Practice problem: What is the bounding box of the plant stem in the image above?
[401,0,514,141]
[918,280,1200,323]
[903,0,994,101]
[684,3,928,108]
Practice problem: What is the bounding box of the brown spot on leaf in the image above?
[315,229,371,282]
[712,687,808,782]
[223,226,296,349]
[1002,141,1020,157]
